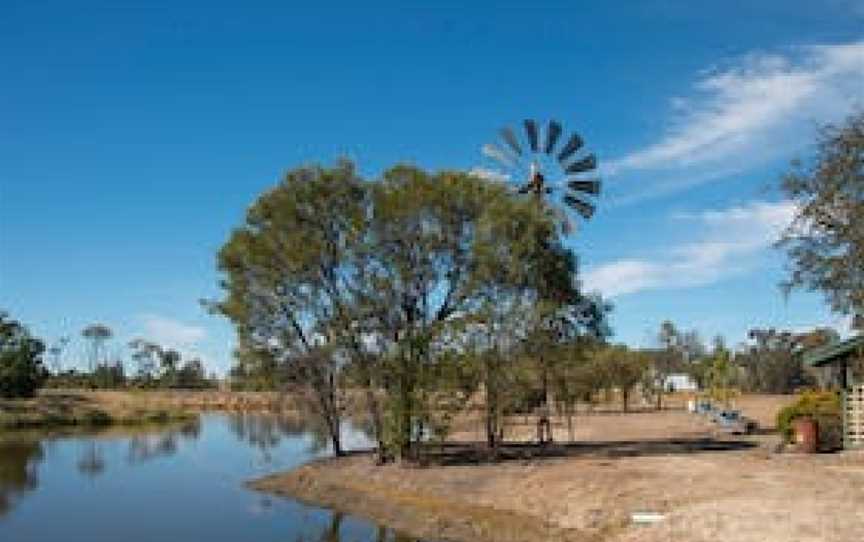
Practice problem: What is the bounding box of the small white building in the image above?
[663,373,699,392]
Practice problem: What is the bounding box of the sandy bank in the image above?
[251,401,864,542]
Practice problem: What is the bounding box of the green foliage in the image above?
[704,338,738,405]
[739,328,809,393]
[92,362,125,389]
[0,311,47,398]
[649,320,685,409]
[778,112,864,317]
[214,161,371,456]
[595,345,649,412]
[777,390,843,449]
[126,339,214,389]
[81,323,112,371]
[213,160,605,459]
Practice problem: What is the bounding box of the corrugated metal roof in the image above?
[803,335,864,367]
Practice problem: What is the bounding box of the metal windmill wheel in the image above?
[481,119,601,226]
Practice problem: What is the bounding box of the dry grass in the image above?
[0,390,197,429]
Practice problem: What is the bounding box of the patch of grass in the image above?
[0,393,197,431]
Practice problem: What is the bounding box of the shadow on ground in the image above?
[406,438,758,466]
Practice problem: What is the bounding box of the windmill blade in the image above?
[544,120,562,155]
[557,132,584,163]
[524,119,539,152]
[564,153,597,174]
[517,184,532,194]
[500,127,522,156]
[566,179,601,196]
[563,195,595,219]
[481,143,515,167]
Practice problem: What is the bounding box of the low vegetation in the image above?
[0,311,47,399]
[776,390,844,450]
[0,391,196,430]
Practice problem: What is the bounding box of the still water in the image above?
[0,413,417,542]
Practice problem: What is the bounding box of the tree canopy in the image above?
[778,112,864,319]
[213,161,608,458]
[0,311,46,398]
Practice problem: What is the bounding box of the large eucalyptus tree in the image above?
[214,160,602,459]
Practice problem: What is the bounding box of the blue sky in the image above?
[2,1,863,374]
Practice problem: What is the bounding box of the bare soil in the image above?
[252,394,864,542]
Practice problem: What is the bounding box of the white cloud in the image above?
[140,314,207,348]
[468,167,511,184]
[678,199,796,239]
[584,200,795,297]
[605,41,864,200]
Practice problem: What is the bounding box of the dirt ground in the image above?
[253,394,864,542]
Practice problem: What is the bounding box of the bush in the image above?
[0,311,47,398]
[80,410,112,425]
[777,390,843,450]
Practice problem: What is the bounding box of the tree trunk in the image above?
[325,512,343,542]
[328,372,343,456]
[363,387,386,462]
[330,429,343,457]
[622,389,629,413]
[399,370,413,461]
[486,400,496,448]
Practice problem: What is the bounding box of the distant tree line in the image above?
[0,311,215,396]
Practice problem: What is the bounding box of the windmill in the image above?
[481,119,600,228]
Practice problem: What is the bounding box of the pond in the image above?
[0,413,419,542]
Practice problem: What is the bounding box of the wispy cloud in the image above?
[140,314,207,348]
[468,167,511,184]
[583,200,795,297]
[605,41,864,201]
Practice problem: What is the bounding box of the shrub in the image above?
[777,390,843,450]
[81,410,112,425]
[0,311,47,398]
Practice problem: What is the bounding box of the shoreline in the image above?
[249,396,864,542]
[249,453,605,542]
[0,389,211,431]
[249,440,864,542]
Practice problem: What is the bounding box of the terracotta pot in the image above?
[792,417,819,453]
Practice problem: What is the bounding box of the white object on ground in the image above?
[631,511,666,525]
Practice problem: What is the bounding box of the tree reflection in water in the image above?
[127,420,201,464]
[228,412,331,462]
[292,512,421,542]
[0,438,44,518]
[77,441,106,479]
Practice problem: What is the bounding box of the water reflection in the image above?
[0,438,43,518]
[76,441,106,479]
[296,513,420,542]
[0,414,421,541]
[127,420,201,464]
[228,412,329,461]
